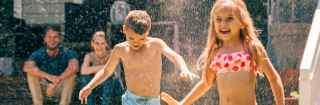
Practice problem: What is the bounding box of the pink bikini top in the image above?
[210,50,257,73]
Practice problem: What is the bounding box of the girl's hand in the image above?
[161,92,180,105]
[79,85,93,104]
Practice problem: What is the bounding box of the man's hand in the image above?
[46,83,58,97]
[45,75,62,97]
[46,75,61,85]
[79,85,93,104]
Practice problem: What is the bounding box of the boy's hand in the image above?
[161,92,180,105]
[79,85,93,104]
[179,70,199,81]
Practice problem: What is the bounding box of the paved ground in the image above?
[0,73,81,105]
[0,71,299,105]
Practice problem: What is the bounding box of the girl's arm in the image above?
[162,67,216,105]
[180,68,216,105]
[81,53,104,75]
[256,45,285,105]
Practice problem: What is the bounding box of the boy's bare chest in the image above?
[125,46,159,58]
[122,48,161,65]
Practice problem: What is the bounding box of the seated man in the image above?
[23,26,78,105]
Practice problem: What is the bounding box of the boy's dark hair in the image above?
[124,10,151,35]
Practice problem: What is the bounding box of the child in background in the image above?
[80,31,123,105]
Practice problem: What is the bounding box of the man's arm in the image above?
[85,46,122,90]
[256,45,285,105]
[23,60,59,83]
[81,54,104,75]
[58,58,79,81]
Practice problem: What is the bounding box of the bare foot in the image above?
[46,83,57,97]
[161,92,179,105]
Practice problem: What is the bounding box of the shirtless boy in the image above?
[79,10,197,105]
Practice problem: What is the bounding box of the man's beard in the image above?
[46,44,60,51]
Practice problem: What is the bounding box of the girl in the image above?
[80,31,123,105]
[161,0,285,105]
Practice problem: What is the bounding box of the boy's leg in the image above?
[58,75,76,105]
[122,91,138,105]
[146,97,161,105]
[26,73,44,105]
[121,90,160,105]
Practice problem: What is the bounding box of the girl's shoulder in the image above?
[244,40,269,68]
[244,41,266,54]
[84,52,95,59]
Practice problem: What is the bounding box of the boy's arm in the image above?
[85,46,121,90]
[157,39,196,79]
[81,54,104,75]
[257,46,285,105]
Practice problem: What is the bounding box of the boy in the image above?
[79,10,197,105]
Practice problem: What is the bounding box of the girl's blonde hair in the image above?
[198,0,264,79]
[92,31,106,42]
[91,31,109,49]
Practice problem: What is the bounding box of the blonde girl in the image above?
[161,0,285,105]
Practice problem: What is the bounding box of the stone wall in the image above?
[17,0,82,25]
[269,0,317,23]
[268,23,310,70]
[268,0,318,104]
